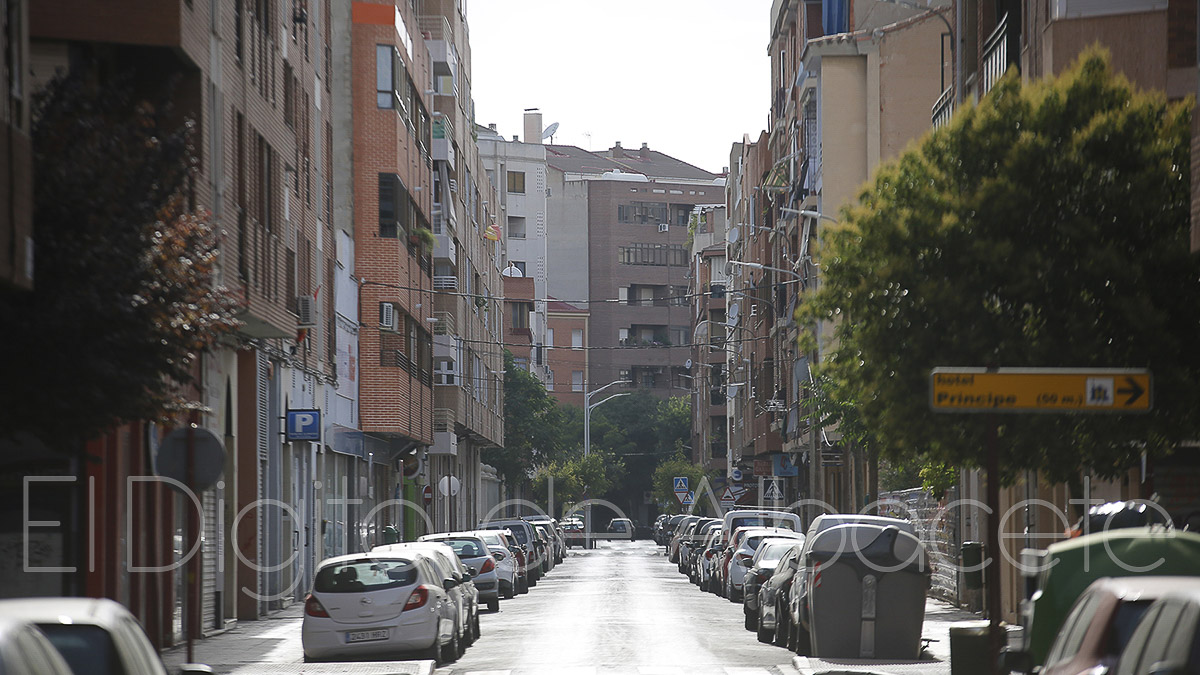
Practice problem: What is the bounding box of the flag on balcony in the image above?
[485,223,501,241]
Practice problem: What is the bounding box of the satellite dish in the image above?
[542,122,560,140]
[728,302,741,325]
[727,227,739,244]
[684,359,693,370]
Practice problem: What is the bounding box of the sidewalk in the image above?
[160,604,434,675]
[793,597,998,675]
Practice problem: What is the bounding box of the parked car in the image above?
[760,539,806,648]
[0,618,75,675]
[480,520,544,584]
[719,509,803,549]
[562,520,586,549]
[472,529,521,598]
[669,515,703,563]
[1005,576,1188,675]
[0,597,210,675]
[695,527,724,593]
[1020,530,1200,668]
[686,519,722,583]
[726,527,805,602]
[531,524,556,573]
[0,617,74,675]
[659,514,690,547]
[525,516,566,562]
[786,514,918,655]
[742,537,804,630]
[301,552,459,664]
[373,541,480,652]
[1111,580,1200,675]
[419,533,503,612]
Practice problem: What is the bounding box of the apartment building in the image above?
[27,0,341,642]
[1,0,31,291]
[421,0,505,532]
[544,143,722,401]
[688,205,729,475]
[477,111,552,388]
[545,298,590,407]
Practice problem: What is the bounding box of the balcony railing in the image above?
[434,275,458,290]
[932,86,954,129]
[432,311,455,335]
[981,13,1017,97]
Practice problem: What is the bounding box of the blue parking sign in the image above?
[286,409,322,441]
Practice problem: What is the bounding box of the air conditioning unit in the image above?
[296,296,316,327]
[658,223,669,233]
[380,302,396,330]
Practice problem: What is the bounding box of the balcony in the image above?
[419,16,455,77]
[431,311,455,336]
[932,86,954,129]
[981,13,1018,97]
[434,275,458,291]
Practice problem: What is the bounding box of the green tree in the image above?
[0,69,241,449]
[487,351,565,485]
[651,452,711,514]
[799,50,1199,484]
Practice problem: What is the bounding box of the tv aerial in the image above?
[542,122,560,143]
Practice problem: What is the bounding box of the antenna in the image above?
[542,121,560,143]
[728,302,741,326]
[727,227,740,244]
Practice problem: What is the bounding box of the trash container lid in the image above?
[949,621,992,637]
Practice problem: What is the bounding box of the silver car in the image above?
[420,533,504,612]
[374,541,480,653]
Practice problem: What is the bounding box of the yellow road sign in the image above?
[930,368,1152,413]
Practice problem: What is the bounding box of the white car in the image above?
[302,552,459,664]
[470,529,520,599]
[0,617,74,675]
[0,597,209,675]
[419,532,504,612]
[726,527,805,601]
[373,541,480,651]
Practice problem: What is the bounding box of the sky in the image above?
[464,0,775,175]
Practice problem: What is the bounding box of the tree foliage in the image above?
[799,50,1199,484]
[0,69,241,449]
[651,451,712,514]
[487,351,567,484]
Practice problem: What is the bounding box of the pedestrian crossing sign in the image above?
[681,491,694,505]
[673,476,689,492]
[762,479,785,501]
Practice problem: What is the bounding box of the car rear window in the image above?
[314,560,417,592]
[437,539,487,558]
[1108,600,1153,655]
[39,624,123,675]
[489,524,527,544]
[733,517,796,531]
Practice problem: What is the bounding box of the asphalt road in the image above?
[435,539,800,675]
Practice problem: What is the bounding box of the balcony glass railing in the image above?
[932,86,954,129]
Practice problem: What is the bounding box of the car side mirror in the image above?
[466,567,477,578]
[493,552,503,561]
[738,558,753,568]
[444,578,459,590]
[999,648,1033,674]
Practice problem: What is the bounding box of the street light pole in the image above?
[582,379,631,546]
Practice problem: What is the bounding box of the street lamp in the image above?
[582,379,631,545]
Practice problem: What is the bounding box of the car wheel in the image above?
[504,583,516,600]
[774,601,789,647]
[473,612,482,641]
[441,630,459,663]
[757,612,773,643]
[794,623,811,656]
[487,598,499,612]
[517,576,528,594]
[744,610,756,631]
[417,637,441,665]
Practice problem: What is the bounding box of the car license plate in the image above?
[345,629,388,643]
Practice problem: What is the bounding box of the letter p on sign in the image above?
[286,409,322,441]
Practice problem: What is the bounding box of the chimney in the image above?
[513,135,519,142]
[640,142,650,159]
[524,109,544,145]
[612,141,624,158]
[488,123,497,131]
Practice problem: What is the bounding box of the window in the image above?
[376,45,394,108]
[571,329,583,350]
[546,328,554,347]
[513,357,529,371]
[618,243,688,267]
[378,173,408,238]
[508,216,527,239]
[618,201,668,224]
[511,261,527,276]
[618,327,629,343]
[511,302,531,330]
[572,371,584,392]
[506,171,525,194]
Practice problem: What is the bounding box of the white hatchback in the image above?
[302,552,459,664]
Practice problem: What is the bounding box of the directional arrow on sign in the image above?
[1118,377,1145,406]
